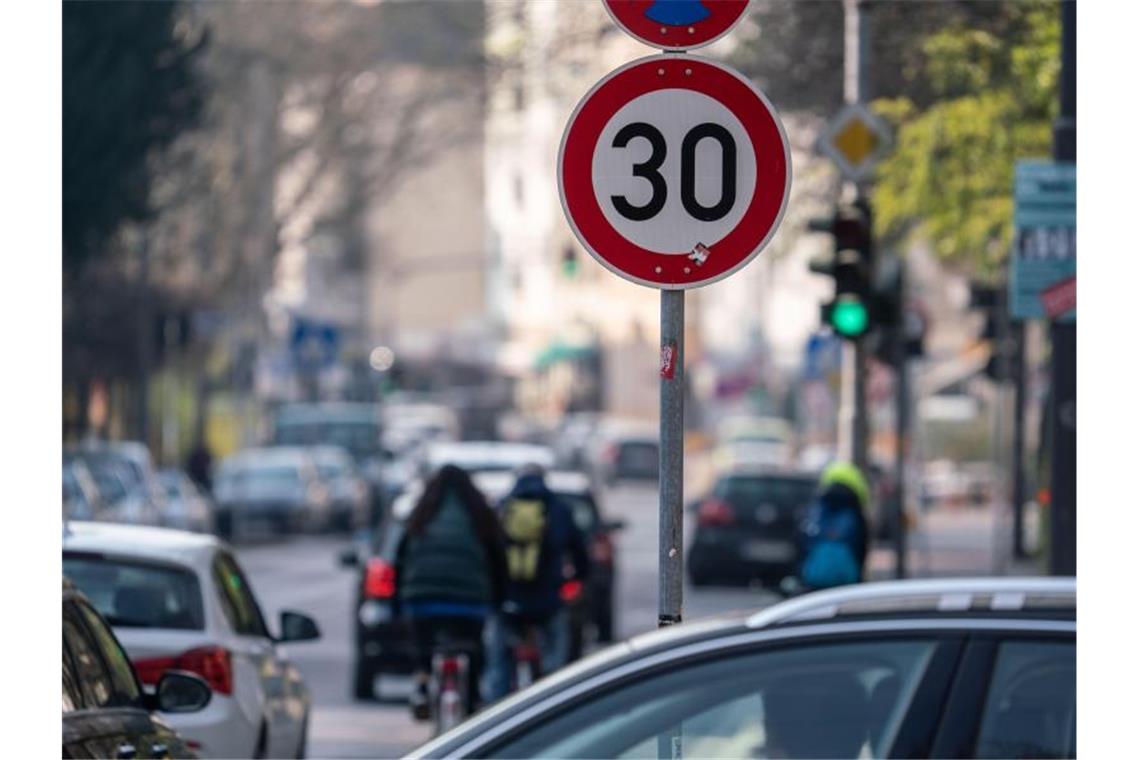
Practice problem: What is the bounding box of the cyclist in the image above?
[485,463,590,701]
[797,461,871,590]
[394,464,507,719]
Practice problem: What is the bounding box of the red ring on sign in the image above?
[558,55,790,290]
[603,0,751,51]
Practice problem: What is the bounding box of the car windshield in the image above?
[714,476,817,513]
[64,556,205,631]
[220,464,303,494]
[274,421,380,460]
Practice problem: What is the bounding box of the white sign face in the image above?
[591,88,758,254]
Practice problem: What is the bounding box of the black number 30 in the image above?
[610,121,737,223]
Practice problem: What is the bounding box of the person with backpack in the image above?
[484,464,591,702]
[394,464,508,719]
[797,462,871,590]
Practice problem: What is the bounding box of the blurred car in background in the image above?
[213,447,330,538]
[711,416,794,473]
[64,522,321,759]
[64,459,108,522]
[382,402,460,456]
[589,425,659,485]
[66,442,167,526]
[688,467,818,588]
[552,413,601,470]
[473,470,626,652]
[310,444,370,532]
[158,469,215,534]
[63,578,211,760]
[408,578,1075,760]
[420,440,556,477]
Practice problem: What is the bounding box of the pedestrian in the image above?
[485,464,591,702]
[393,464,507,719]
[797,461,871,589]
[186,439,214,495]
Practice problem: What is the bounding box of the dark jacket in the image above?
[498,474,590,620]
[396,492,507,608]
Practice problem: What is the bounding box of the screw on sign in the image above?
[558,55,790,290]
[603,0,751,50]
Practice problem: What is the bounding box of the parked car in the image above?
[213,447,330,537]
[310,445,370,532]
[407,577,1076,760]
[66,443,167,526]
[552,413,602,470]
[473,470,625,651]
[64,460,108,522]
[64,522,320,759]
[64,577,211,760]
[688,468,818,588]
[158,469,215,534]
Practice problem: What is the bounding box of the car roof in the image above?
[410,576,1075,758]
[425,441,555,470]
[221,447,311,467]
[62,521,220,565]
[716,466,818,481]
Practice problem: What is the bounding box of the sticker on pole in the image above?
[603,0,751,51]
[558,55,790,290]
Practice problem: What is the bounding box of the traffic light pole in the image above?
[843,0,870,475]
[1048,0,1076,576]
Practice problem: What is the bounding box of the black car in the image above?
[406,577,1076,759]
[688,469,817,588]
[343,471,626,699]
[63,580,211,759]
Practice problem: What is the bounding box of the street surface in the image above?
[239,482,1018,759]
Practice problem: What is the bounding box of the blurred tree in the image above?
[872,3,1060,278]
[62,0,206,271]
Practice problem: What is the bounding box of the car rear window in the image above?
[714,476,817,513]
[63,555,205,631]
[558,493,599,533]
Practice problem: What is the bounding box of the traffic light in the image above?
[808,202,873,341]
[561,244,579,278]
[969,281,1014,382]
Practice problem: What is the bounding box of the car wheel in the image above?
[353,660,375,701]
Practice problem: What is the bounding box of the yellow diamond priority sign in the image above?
[819,103,892,182]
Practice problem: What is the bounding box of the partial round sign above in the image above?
[558,55,790,290]
[603,0,751,51]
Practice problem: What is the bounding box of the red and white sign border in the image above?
[557,54,791,291]
[601,0,752,52]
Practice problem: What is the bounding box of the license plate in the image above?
[742,540,795,562]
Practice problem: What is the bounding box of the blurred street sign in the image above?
[602,0,750,51]
[558,54,790,289]
[1010,160,1076,320]
[820,103,889,183]
[818,103,892,183]
[803,332,842,381]
[290,317,339,371]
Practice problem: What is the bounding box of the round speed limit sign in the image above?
[558,54,790,289]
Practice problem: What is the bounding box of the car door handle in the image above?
[116,744,137,759]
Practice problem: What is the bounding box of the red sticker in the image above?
[660,342,677,379]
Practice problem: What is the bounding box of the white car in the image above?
[63,522,318,759]
[420,440,555,476]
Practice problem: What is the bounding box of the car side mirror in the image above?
[279,610,321,642]
[338,547,360,568]
[153,671,212,713]
[602,518,627,532]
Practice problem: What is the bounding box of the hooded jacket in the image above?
[498,474,591,620]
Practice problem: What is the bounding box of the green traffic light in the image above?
[830,296,869,337]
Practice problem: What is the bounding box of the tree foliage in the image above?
[63,1,206,271]
[872,2,1060,278]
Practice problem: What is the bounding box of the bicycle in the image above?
[504,618,544,691]
[424,636,481,736]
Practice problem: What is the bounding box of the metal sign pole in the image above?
[658,289,684,760]
[658,289,685,629]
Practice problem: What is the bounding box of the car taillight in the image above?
[591,533,613,565]
[439,657,463,678]
[697,499,735,528]
[364,558,396,599]
[134,646,233,695]
[560,579,583,602]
